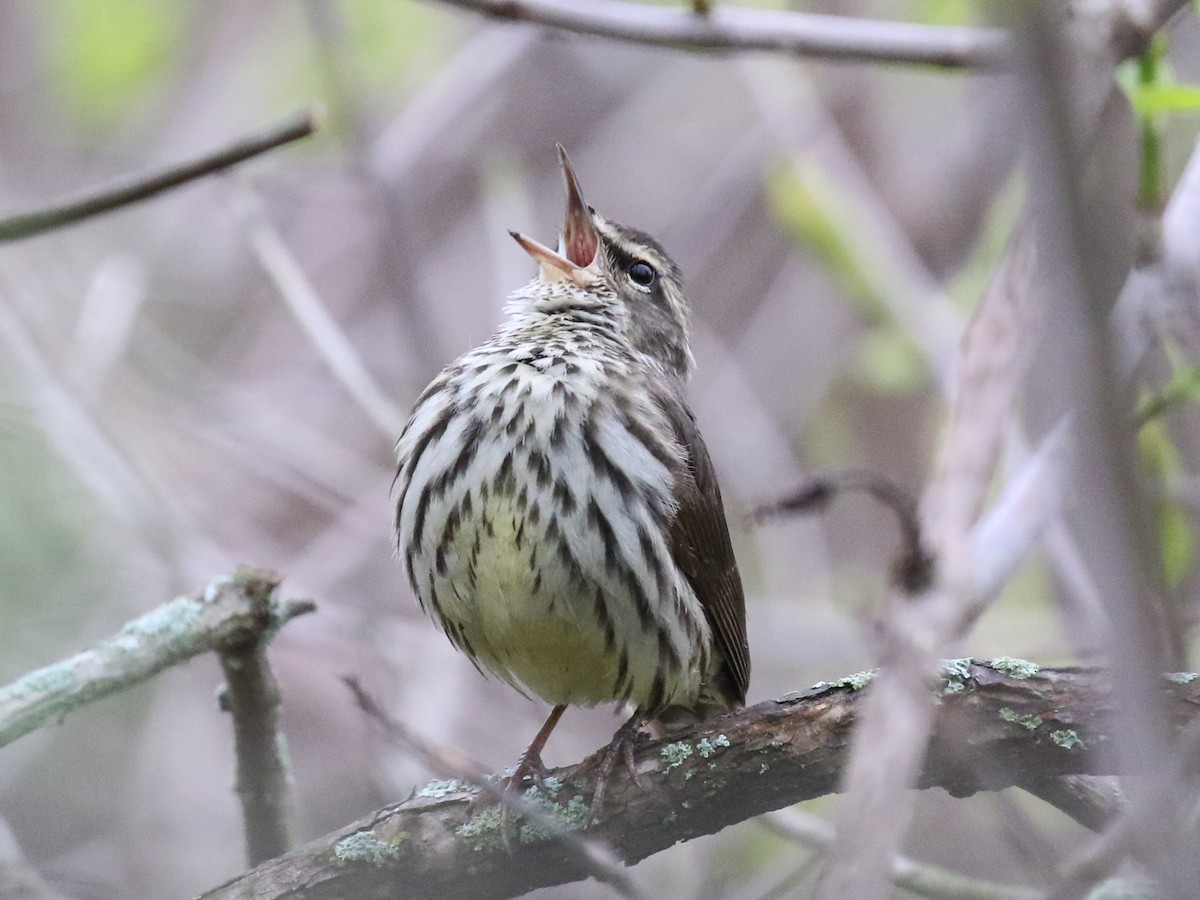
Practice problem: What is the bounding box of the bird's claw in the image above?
[587,715,647,820]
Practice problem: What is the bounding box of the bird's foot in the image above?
[506,744,552,794]
[491,705,569,851]
[585,713,648,821]
[491,745,553,851]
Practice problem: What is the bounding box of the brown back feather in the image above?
[658,393,750,710]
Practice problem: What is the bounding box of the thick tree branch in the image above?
[428,0,1009,69]
[200,661,1200,900]
[0,568,315,749]
[0,107,321,243]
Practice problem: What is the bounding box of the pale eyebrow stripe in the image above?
[595,219,670,272]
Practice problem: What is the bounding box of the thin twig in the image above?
[0,108,322,243]
[234,187,407,439]
[1017,775,1124,833]
[0,568,315,749]
[762,809,1043,900]
[752,470,933,592]
[429,0,1009,69]
[218,573,297,866]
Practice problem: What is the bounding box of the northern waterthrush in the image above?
[394,146,749,808]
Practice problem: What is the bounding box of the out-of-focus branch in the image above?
[1017,775,1124,833]
[1017,3,1196,896]
[762,809,1043,900]
[428,0,1009,69]
[218,573,298,867]
[200,662,1200,900]
[965,417,1073,620]
[0,817,77,900]
[815,2,1193,894]
[0,568,315,749]
[818,224,1044,900]
[235,187,408,439]
[753,469,932,591]
[0,108,322,243]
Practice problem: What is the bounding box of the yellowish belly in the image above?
[437,494,624,706]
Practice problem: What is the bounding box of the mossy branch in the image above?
[0,567,315,750]
[217,572,304,867]
[200,661,1200,900]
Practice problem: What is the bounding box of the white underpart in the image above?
[395,287,710,709]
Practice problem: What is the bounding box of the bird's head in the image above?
[508,145,694,378]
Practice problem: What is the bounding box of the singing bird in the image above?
[394,147,749,809]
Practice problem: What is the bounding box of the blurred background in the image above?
[1,1,1199,897]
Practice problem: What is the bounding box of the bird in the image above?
[393,145,749,813]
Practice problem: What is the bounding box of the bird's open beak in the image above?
[510,144,601,285]
[557,144,599,268]
[509,230,583,284]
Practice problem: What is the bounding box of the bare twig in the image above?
[1044,812,1135,900]
[966,418,1073,619]
[752,470,933,592]
[762,809,1042,900]
[1017,775,1124,833]
[0,568,315,749]
[201,662,1200,900]
[0,108,322,243]
[0,290,164,531]
[218,572,297,866]
[429,0,1009,69]
[234,187,407,439]
[818,224,1043,900]
[0,817,77,900]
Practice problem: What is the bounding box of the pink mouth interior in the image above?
[564,222,597,267]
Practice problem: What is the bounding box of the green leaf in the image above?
[1137,345,1200,424]
[1139,419,1194,588]
[765,164,880,320]
[340,0,449,93]
[909,0,977,26]
[1161,500,1193,589]
[40,0,187,131]
[853,327,927,394]
[1128,84,1200,116]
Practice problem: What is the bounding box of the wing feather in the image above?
[658,394,750,707]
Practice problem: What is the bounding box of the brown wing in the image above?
[659,394,750,710]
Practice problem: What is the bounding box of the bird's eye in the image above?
[628,262,657,287]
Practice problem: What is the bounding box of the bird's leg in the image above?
[588,711,647,819]
[508,703,567,792]
[496,704,567,850]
